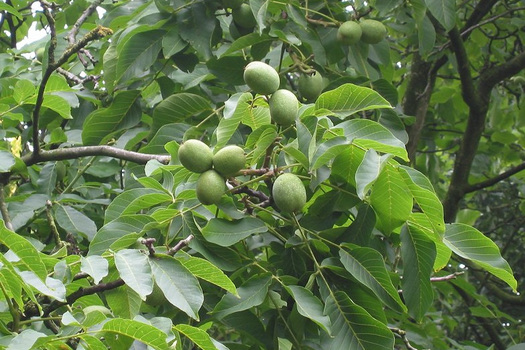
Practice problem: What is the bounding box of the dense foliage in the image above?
[0,0,524,349]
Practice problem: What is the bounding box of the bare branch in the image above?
[22,146,170,166]
[465,162,525,193]
[430,272,464,282]
[167,235,194,256]
[67,0,104,44]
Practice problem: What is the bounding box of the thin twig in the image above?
[389,327,423,350]
[430,271,464,282]
[167,235,194,256]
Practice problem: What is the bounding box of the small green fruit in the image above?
[298,71,324,101]
[243,61,280,95]
[337,21,362,45]
[55,161,66,182]
[269,89,299,126]
[223,0,243,8]
[232,3,256,29]
[196,170,226,205]
[213,145,246,177]
[359,19,387,44]
[178,139,213,173]
[35,47,45,62]
[272,173,307,213]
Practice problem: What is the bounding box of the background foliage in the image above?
[0,0,524,349]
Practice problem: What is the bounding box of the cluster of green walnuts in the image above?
[337,18,387,45]
[178,60,308,214]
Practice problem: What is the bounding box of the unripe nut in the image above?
[269,89,299,126]
[243,61,280,95]
[359,19,387,44]
[272,173,307,213]
[337,21,362,45]
[178,139,213,173]
[196,170,226,205]
[232,3,256,29]
[213,145,246,177]
[298,71,324,101]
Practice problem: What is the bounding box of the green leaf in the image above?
[355,149,387,199]
[89,215,156,256]
[201,217,268,247]
[211,273,272,319]
[101,319,169,350]
[399,166,445,235]
[216,93,251,148]
[0,150,15,172]
[17,271,66,301]
[222,33,273,56]
[177,253,238,296]
[321,291,394,350]
[285,285,332,334]
[174,324,217,350]
[0,2,22,19]
[369,164,413,234]
[6,329,47,350]
[207,56,249,86]
[78,334,108,350]
[104,188,172,224]
[337,119,408,160]
[81,256,109,284]
[407,215,451,271]
[162,26,187,57]
[177,2,216,60]
[0,220,47,280]
[425,0,456,31]
[116,29,165,84]
[339,247,407,313]
[311,137,349,171]
[314,83,391,119]
[115,249,153,300]
[443,223,517,291]
[149,254,203,320]
[400,225,436,322]
[82,90,142,145]
[55,204,98,241]
[151,93,210,136]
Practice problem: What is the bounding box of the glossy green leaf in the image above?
[355,149,386,199]
[116,29,165,84]
[369,165,413,234]
[339,247,406,312]
[0,268,25,309]
[0,220,47,280]
[55,204,98,241]
[89,215,156,256]
[286,285,332,334]
[201,217,267,247]
[425,0,456,31]
[311,137,349,171]
[101,318,170,350]
[78,335,108,350]
[216,93,251,148]
[0,151,15,172]
[314,83,391,119]
[149,254,203,320]
[444,223,517,291]
[115,249,153,300]
[212,273,272,319]
[162,27,186,58]
[18,271,66,301]
[82,90,142,145]
[321,291,394,350]
[151,93,210,136]
[80,256,109,284]
[0,2,22,19]
[400,225,436,321]
[6,329,47,350]
[104,188,172,224]
[174,324,217,350]
[407,215,451,271]
[222,33,273,56]
[337,119,408,160]
[177,253,237,296]
[399,166,445,235]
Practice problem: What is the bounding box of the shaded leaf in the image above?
[286,285,331,334]
[174,324,217,350]
[55,205,98,241]
[201,217,267,247]
[101,319,169,350]
[104,188,172,224]
[152,93,210,136]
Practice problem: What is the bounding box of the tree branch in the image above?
[21,146,170,166]
[479,51,525,96]
[66,0,104,44]
[465,162,525,193]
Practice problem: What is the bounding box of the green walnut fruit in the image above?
[298,71,324,101]
[272,173,307,213]
[359,19,387,44]
[223,0,243,8]
[35,47,45,62]
[232,3,256,29]
[196,170,226,205]
[213,145,246,177]
[269,89,299,126]
[337,21,362,45]
[178,139,213,173]
[243,61,280,95]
